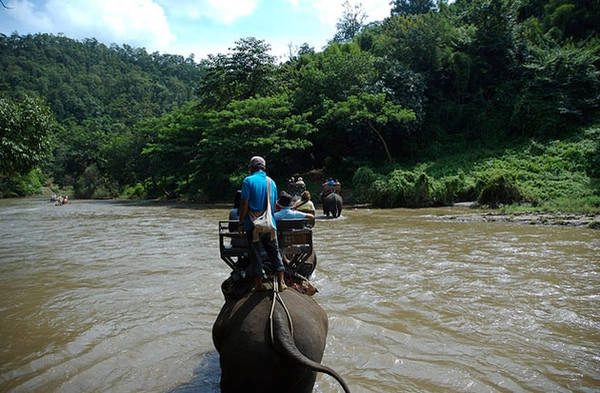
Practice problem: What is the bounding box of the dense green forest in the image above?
[1,0,599,212]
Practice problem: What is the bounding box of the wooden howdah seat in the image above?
[276,219,313,269]
[218,220,249,270]
[218,218,314,275]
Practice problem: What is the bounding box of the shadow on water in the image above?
[166,351,221,393]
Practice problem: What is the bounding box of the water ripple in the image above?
[1,201,599,392]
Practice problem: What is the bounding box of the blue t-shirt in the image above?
[240,170,278,231]
[274,208,308,221]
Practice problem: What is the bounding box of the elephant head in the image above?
[212,286,351,393]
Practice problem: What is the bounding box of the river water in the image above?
[0,198,598,393]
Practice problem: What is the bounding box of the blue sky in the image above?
[0,0,392,62]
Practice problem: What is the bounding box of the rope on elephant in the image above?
[269,278,294,345]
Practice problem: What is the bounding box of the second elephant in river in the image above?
[212,287,351,393]
[321,191,343,218]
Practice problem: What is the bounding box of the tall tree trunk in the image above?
[368,121,393,163]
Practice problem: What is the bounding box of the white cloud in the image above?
[361,0,392,22]
[7,0,175,51]
[1,0,392,62]
[285,0,390,26]
[205,0,258,24]
[6,0,54,31]
[158,0,258,24]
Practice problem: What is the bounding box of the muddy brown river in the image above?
[0,198,598,392]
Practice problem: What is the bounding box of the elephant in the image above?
[212,285,351,393]
[321,191,343,218]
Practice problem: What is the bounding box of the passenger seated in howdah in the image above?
[294,190,316,216]
[322,178,341,195]
[275,191,315,226]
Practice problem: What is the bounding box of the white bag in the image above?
[249,177,275,240]
[251,209,274,233]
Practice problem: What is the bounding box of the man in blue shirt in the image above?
[274,191,315,225]
[238,156,286,292]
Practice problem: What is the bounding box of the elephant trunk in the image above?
[272,308,351,393]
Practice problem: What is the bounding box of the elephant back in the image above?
[213,290,329,393]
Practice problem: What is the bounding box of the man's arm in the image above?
[304,213,315,226]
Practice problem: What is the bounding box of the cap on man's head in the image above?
[249,156,266,170]
[276,191,294,208]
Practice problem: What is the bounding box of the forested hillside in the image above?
[1,0,599,212]
[0,32,202,197]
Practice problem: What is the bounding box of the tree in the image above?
[198,37,277,109]
[543,0,600,40]
[0,33,202,196]
[0,94,57,177]
[464,0,517,82]
[375,58,426,126]
[332,1,368,43]
[194,94,317,197]
[292,42,378,117]
[390,0,437,16]
[140,101,204,198]
[142,94,317,199]
[319,93,416,163]
[512,41,600,136]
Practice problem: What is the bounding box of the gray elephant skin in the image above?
[212,288,350,393]
[321,192,343,218]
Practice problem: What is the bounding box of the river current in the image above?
[0,198,598,392]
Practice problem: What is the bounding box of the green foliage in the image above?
[0,94,57,177]
[374,58,426,127]
[76,163,117,199]
[351,167,381,203]
[142,94,317,200]
[543,0,600,40]
[291,42,378,116]
[1,0,598,208]
[369,168,434,208]
[0,34,200,123]
[582,127,600,178]
[0,169,44,198]
[122,183,146,200]
[472,137,597,206]
[332,1,368,43]
[391,0,437,16]
[548,195,600,213]
[513,40,600,136]
[432,173,475,205]
[351,127,599,210]
[0,33,201,198]
[318,93,416,163]
[475,170,523,208]
[197,94,316,183]
[198,37,277,110]
[357,167,474,208]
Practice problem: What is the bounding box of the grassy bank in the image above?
[351,126,600,214]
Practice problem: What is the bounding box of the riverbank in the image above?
[439,210,600,229]
[347,201,600,229]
